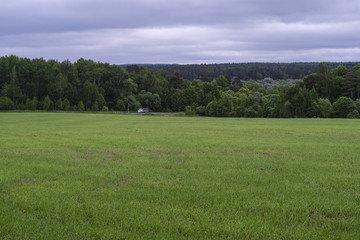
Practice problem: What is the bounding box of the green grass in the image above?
[0,112,359,239]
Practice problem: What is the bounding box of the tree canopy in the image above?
[0,55,359,118]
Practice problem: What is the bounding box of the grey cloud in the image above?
[2,0,359,34]
[1,0,360,63]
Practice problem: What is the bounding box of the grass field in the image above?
[0,112,359,239]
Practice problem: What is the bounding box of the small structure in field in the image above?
[137,108,149,113]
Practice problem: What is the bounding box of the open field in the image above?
[0,112,359,239]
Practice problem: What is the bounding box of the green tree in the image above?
[77,101,85,111]
[47,73,67,100]
[344,67,360,100]
[26,97,38,110]
[82,80,101,110]
[205,100,218,117]
[91,101,99,111]
[318,98,332,118]
[168,72,189,90]
[55,98,63,110]
[319,62,331,99]
[97,94,106,110]
[303,73,323,95]
[0,97,15,110]
[231,76,243,88]
[347,110,359,119]
[121,78,138,96]
[63,98,70,111]
[116,99,125,111]
[332,65,347,77]
[1,66,23,103]
[355,99,360,112]
[215,75,230,89]
[332,96,356,118]
[126,95,140,111]
[137,91,161,111]
[205,93,233,117]
[42,96,52,111]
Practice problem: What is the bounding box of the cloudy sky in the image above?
[1,0,360,64]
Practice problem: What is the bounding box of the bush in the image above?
[77,101,85,111]
[347,110,359,119]
[332,97,356,118]
[196,106,206,116]
[243,106,257,118]
[91,101,99,111]
[63,99,70,111]
[185,106,196,116]
[206,100,218,117]
[42,96,52,111]
[0,97,15,110]
[55,99,63,110]
[26,97,38,110]
[116,99,125,111]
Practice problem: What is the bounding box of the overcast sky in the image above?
[1,0,360,64]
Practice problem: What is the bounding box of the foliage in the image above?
[77,101,85,111]
[332,96,357,118]
[25,97,38,110]
[356,99,360,112]
[347,110,359,119]
[63,98,70,111]
[343,66,360,100]
[0,97,15,110]
[195,105,206,116]
[1,56,360,118]
[317,98,332,118]
[42,96,52,111]
[145,62,359,81]
[185,105,196,116]
[55,98,63,110]
[116,99,125,111]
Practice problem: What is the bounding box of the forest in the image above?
[143,62,360,81]
[1,55,360,118]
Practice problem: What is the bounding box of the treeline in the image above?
[144,62,360,81]
[1,55,360,118]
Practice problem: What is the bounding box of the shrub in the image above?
[26,97,38,110]
[332,97,356,118]
[116,99,125,111]
[63,99,70,111]
[55,99,63,110]
[77,101,85,111]
[196,106,206,116]
[347,110,359,119]
[42,96,52,111]
[91,101,99,111]
[185,106,196,116]
[0,97,15,110]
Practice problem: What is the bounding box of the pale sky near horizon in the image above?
[1,0,360,64]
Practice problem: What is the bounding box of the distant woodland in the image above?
[144,62,360,81]
[1,55,360,118]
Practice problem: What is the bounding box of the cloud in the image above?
[0,0,360,63]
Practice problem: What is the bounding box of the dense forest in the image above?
[1,55,360,118]
[143,62,360,81]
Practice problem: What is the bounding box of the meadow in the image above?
[0,112,359,239]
